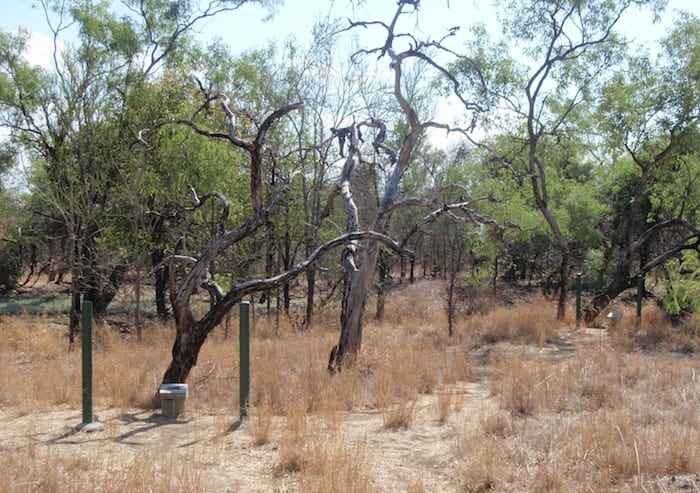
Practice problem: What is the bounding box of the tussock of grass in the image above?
[465,293,561,346]
[251,395,274,445]
[435,391,453,425]
[479,410,514,438]
[274,425,372,493]
[381,397,416,430]
[1,446,204,493]
[458,436,510,492]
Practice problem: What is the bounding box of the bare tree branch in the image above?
[199,230,410,329]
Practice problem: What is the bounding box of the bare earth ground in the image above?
[0,383,492,492]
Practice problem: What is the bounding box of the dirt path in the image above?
[0,383,495,492]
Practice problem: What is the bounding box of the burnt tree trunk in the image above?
[304,266,315,326]
[328,50,427,369]
[150,215,171,319]
[162,317,210,384]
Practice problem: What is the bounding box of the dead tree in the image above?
[140,93,407,385]
[327,0,500,370]
[138,97,302,383]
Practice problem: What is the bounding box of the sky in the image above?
[2,0,699,69]
[0,0,698,159]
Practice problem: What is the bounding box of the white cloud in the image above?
[26,31,61,69]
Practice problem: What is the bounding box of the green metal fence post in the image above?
[576,273,582,329]
[239,301,250,419]
[81,300,93,424]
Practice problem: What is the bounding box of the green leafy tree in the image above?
[0,0,278,338]
[0,140,23,291]
[453,0,660,319]
[582,15,700,324]
[661,250,700,318]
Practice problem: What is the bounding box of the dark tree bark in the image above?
[147,99,304,383]
[304,267,315,326]
[583,275,635,325]
[85,264,127,315]
[152,249,170,319]
[583,220,698,325]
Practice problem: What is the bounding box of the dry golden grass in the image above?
[435,390,453,425]
[1,280,698,492]
[463,292,563,346]
[0,315,174,414]
[296,434,372,493]
[458,436,512,492]
[250,394,274,445]
[1,445,205,493]
[471,339,699,491]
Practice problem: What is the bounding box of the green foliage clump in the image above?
[581,249,608,290]
[0,240,21,292]
[662,251,700,316]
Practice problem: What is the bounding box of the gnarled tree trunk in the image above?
[327,0,502,368]
[149,100,304,385]
[582,274,635,325]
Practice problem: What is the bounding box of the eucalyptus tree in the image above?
[452,0,663,319]
[582,15,700,324]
